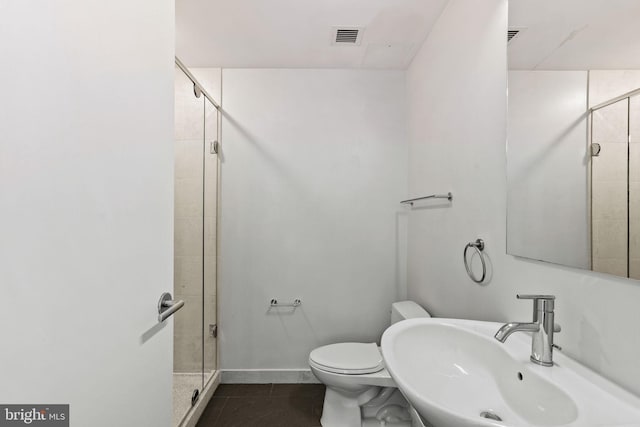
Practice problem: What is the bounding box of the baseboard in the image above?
[221,369,320,384]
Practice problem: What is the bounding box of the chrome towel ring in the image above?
[464,239,486,283]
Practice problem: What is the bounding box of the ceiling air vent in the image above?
[336,29,359,43]
[331,26,364,46]
[508,28,526,44]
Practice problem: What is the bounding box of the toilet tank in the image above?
[390,301,431,325]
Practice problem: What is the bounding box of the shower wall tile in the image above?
[629,182,640,267]
[204,337,217,372]
[174,217,204,257]
[175,102,204,141]
[591,143,627,183]
[175,139,204,180]
[204,294,217,371]
[174,334,203,373]
[203,294,216,327]
[175,177,204,218]
[204,97,218,141]
[172,294,216,372]
[630,145,640,273]
[592,100,629,144]
[591,98,629,274]
[174,256,203,296]
[630,144,640,182]
[631,97,640,143]
[591,181,627,221]
[629,259,640,280]
[204,155,218,218]
[592,219,627,260]
[205,216,217,246]
[204,256,217,297]
[173,294,203,338]
[630,180,640,208]
[592,257,627,277]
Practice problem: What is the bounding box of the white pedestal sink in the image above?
[381,318,640,427]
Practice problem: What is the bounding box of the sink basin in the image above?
[381,318,640,427]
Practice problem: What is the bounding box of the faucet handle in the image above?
[517,294,555,301]
[516,294,556,318]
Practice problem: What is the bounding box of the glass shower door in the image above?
[173,65,205,425]
[203,97,218,383]
[629,96,640,279]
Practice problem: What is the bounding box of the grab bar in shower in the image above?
[400,192,453,206]
[270,298,302,308]
[158,292,185,322]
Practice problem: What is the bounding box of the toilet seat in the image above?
[309,342,384,375]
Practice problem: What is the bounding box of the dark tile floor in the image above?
[196,384,325,427]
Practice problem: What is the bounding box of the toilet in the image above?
[309,301,431,427]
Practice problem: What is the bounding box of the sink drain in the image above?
[480,411,503,422]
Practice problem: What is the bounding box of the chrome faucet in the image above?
[494,294,560,367]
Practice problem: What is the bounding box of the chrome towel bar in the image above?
[270,298,302,308]
[400,192,453,206]
[158,292,185,322]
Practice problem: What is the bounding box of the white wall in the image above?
[507,71,589,269]
[406,0,640,396]
[0,1,175,425]
[219,69,408,375]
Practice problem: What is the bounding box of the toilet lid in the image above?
[309,342,384,375]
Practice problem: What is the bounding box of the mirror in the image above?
[506,0,640,279]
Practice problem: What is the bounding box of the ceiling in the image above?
[509,0,640,70]
[175,0,450,69]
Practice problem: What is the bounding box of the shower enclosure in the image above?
[173,58,219,426]
[590,89,640,278]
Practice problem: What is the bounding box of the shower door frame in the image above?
[173,57,221,426]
